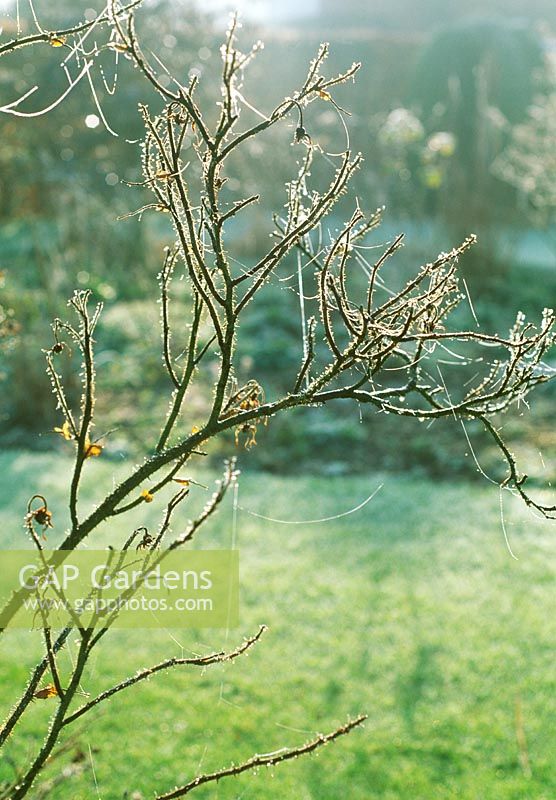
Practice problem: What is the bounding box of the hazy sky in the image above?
[189,0,318,22]
[0,0,319,19]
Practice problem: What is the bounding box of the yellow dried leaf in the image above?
[49,35,67,47]
[172,478,190,486]
[318,90,331,100]
[34,683,58,700]
[54,421,73,441]
[84,439,103,458]
[191,426,200,434]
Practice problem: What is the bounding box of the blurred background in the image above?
[2,4,556,799]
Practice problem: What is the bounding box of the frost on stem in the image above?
[0,1,143,120]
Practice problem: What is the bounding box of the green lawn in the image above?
[0,450,555,799]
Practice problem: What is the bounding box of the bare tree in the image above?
[1,4,555,798]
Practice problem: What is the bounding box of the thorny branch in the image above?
[0,1,143,116]
[0,0,142,57]
[63,624,267,726]
[155,715,368,799]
